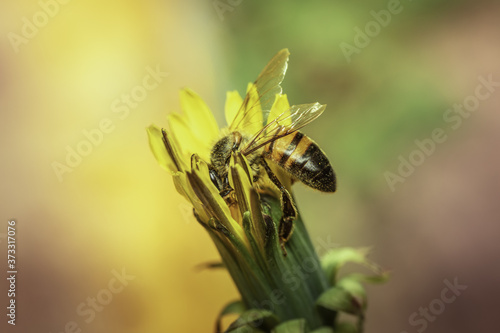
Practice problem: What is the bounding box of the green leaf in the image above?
[226,309,279,332]
[216,300,246,333]
[316,286,361,315]
[336,278,366,310]
[321,248,382,284]
[321,248,370,284]
[316,285,367,333]
[271,318,308,333]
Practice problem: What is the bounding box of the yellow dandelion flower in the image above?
[147,49,387,332]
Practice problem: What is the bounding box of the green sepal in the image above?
[271,318,308,333]
[321,248,379,285]
[216,300,247,333]
[335,278,367,310]
[316,285,366,333]
[316,286,362,316]
[226,309,280,332]
[242,211,269,270]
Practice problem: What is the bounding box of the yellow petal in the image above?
[146,124,178,173]
[224,90,243,127]
[167,113,211,164]
[190,155,221,201]
[241,83,264,134]
[230,153,254,186]
[173,172,210,223]
[228,162,252,218]
[179,88,219,144]
[189,156,247,242]
[228,154,268,251]
[267,93,291,126]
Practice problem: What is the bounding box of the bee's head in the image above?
[208,165,231,197]
[209,132,243,171]
[209,132,242,197]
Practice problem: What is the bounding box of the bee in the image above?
[208,49,336,253]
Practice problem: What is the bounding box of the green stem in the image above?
[207,194,332,331]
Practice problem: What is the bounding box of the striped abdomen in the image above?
[264,132,336,192]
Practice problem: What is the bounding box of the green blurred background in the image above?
[1,0,499,332]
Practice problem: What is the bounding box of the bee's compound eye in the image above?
[209,168,220,189]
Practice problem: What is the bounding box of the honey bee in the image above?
[208,49,336,253]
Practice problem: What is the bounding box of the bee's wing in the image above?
[229,49,290,132]
[242,102,326,155]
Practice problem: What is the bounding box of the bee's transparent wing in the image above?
[242,103,326,155]
[229,49,290,132]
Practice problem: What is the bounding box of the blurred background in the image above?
[1,0,499,332]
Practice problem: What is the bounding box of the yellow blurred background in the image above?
[1,0,499,332]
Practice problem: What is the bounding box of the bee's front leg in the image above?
[222,190,238,207]
[261,159,297,256]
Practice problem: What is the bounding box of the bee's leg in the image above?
[223,191,238,208]
[261,159,297,256]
